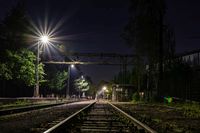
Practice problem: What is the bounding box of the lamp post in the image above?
[79,75,84,98]
[34,35,49,97]
[67,64,74,99]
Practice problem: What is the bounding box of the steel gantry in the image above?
[43,52,137,66]
[43,52,137,87]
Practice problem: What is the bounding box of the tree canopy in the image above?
[0,49,45,86]
[48,70,68,90]
[0,1,30,52]
[122,0,175,63]
[74,77,91,92]
[0,1,47,97]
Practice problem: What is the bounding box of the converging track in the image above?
[43,101,157,133]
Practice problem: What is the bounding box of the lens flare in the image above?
[40,35,49,44]
[25,10,90,61]
[25,15,68,60]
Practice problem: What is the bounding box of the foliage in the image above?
[179,102,200,118]
[74,77,91,92]
[0,99,31,110]
[161,59,192,99]
[122,0,176,100]
[132,92,140,102]
[164,101,200,118]
[86,84,96,97]
[122,0,162,58]
[0,1,30,52]
[114,69,135,84]
[48,71,68,90]
[0,1,46,97]
[0,49,45,86]
[114,66,144,90]
[0,63,12,80]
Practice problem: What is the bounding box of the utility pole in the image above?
[66,65,70,99]
[34,42,40,97]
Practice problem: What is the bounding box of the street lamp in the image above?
[34,35,50,97]
[102,86,108,99]
[66,64,74,99]
[103,86,107,91]
[40,35,49,44]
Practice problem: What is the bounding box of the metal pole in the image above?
[34,42,39,97]
[79,88,80,99]
[67,65,70,99]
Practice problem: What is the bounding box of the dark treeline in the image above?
[115,0,200,102]
[0,1,34,97]
[0,1,68,97]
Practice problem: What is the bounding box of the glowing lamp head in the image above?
[71,64,75,68]
[40,35,49,44]
[103,86,107,91]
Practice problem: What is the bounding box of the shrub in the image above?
[132,92,140,102]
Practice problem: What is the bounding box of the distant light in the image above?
[40,35,49,44]
[71,64,75,68]
[103,86,107,91]
[81,75,84,79]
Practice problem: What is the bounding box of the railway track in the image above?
[0,100,77,116]
[43,101,157,133]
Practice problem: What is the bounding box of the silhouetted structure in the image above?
[112,84,135,102]
[160,49,200,101]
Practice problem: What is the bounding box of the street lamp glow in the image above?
[28,18,64,97]
[40,35,49,44]
[34,34,51,97]
[71,64,75,68]
[103,86,107,91]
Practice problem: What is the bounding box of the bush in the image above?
[132,92,140,102]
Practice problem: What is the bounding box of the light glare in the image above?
[71,64,75,68]
[40,35,49,44]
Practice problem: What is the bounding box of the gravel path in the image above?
[114,103,200,133]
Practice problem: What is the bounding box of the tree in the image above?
[0,1,30,52]
[122,0,175,99]
[74,77,91,97]
[86,84,96,98]
[48,71,68,90]
[0,49,45,97]
[0,63,12,80]
[114,69,136,85]
[122,0,165,60]
[0,49,45,86]
[0,1,45,97]
[162,59,192,100]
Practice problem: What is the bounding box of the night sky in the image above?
[0,0,200,83]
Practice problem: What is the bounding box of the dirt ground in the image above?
[115,103,200,133]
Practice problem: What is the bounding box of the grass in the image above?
[141,99,200,118]
[180,102,200,118]
[152,118,162,123]
[0,99,32,110]
[157,101,200,118]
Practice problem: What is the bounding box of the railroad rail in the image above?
[0,101,77,116]
[43,101,157,133]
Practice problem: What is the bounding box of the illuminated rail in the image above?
[43,101,157,133]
